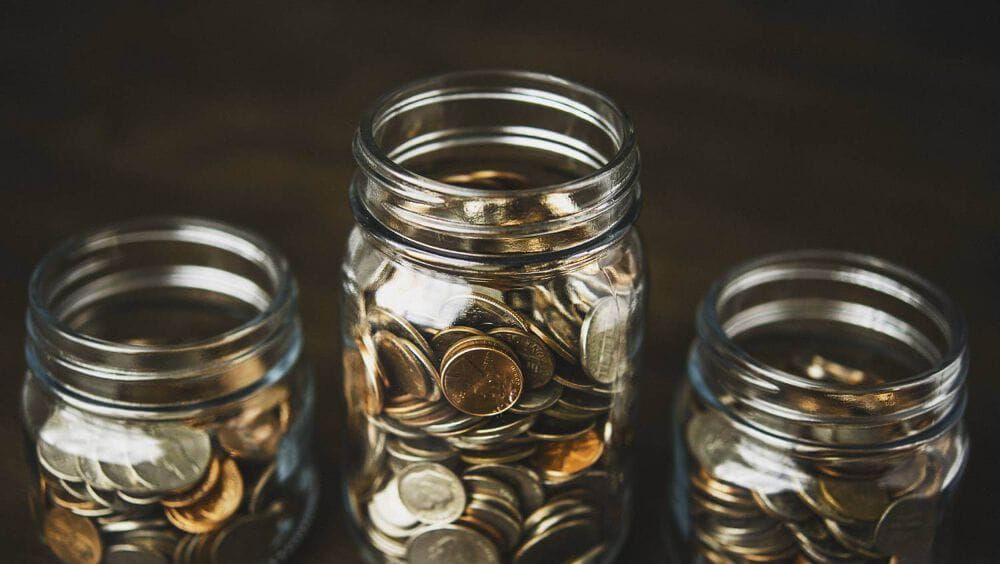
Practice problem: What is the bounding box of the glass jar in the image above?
[340,70,645,563]
[21,217,317,563]
[670,251,969,563]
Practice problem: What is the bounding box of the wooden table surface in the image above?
[2,2,997,562]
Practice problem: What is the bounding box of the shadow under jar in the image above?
[21,217,317,564]
[670,251,969,564]
[341,71,646,563]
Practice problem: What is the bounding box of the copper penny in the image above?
[440,341,523,416]
[534,429,604,480]
[161,455,222,508]
[44,507,102,564]
[165,457,244,533]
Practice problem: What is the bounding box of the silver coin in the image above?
[396,462,466,524]
[77,451,119,491]
[104,543,170,564]
[441,294,529,332]
[512,518,600,564]
[464,464,545,515]
[37,437,81,483]
[406,524,501,564]
[371,477,420,532]
[128,424,211,494]
[510,381,563,415]
[580,296,629,384]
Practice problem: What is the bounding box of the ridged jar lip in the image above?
[697,249,968,395]
[354,69,637,200]
[27,216,296,357]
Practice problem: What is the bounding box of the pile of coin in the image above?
[683,407,951,563]
[345,280,637,563]
[32,384,304,563]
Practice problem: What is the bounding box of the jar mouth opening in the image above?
[699,250,966,395]
[356,69,637,198]
[351,70,641,257]
[28,216,295,354]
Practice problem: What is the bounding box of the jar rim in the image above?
[355,69,637,200]
[28,216,295,354]
[351,70,641,258]
[25,216,302,413]
[698,249,967,394]
[691,249,968,449]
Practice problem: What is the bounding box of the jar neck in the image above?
[351,70,640,261]
[689,250,968,450]
[26,217,301,416]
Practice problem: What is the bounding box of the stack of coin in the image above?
[683,407,952,563]
[346,282,637,563]
[32,384,307,564]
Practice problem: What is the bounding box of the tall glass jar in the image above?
[21,217,317,563]
[670,251,968,563]
[340,71,645,563]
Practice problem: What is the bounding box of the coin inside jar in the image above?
[440,338,524,417]
[406,523,502,564]
[164,458,244,534]
[375,330,441,401]
[44,506,103,564]
[396,462,467,524]
[487,327,554,389]
[534,429,604,480]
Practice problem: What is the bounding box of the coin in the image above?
[375,330,441,401]
[432,326,486,361]
[818,477,892,521]
[369,306,434,357]
[164,458,244,534]
[512,518,600,564]
[874,495,938,559]
[488,327,554,389]
[579,296,629,384]
[104,543,170,564]
[43,507,102,564]
[37,435,82,483]
[534,429,604,480]
[406,524,502,564]
[218,386,291,461]
[442,293,530,332]
[510,380,563,415]
[210,510,282,563]
[161,455,221,508]
[355,334,385,417]
[396,462,467,524]
[440,340,523,416]
[130,424,212,494]
[464,464,545,515]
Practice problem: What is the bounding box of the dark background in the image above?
[2,2,997,561]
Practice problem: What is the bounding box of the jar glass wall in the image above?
[670,251,968,563]
[341,71,646,563]
[22,217,317,563]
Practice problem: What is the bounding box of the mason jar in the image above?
[670,251,968,563]
[21,217,317,563]
[340,71,645,563]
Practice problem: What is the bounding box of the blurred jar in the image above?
[340,71,646,563]
[670,251,968,563]
[22,217,317,563]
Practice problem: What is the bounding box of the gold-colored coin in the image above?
[488,327,554,389]
[818,477,892,522]
[162,455,222,508]
[218,385,291,461]
[375,330,440,401]
[438,169,529,190]
[165,457,244,533]
[440,338,523,416]
[43,507,102,564]
[534,429,604,479]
